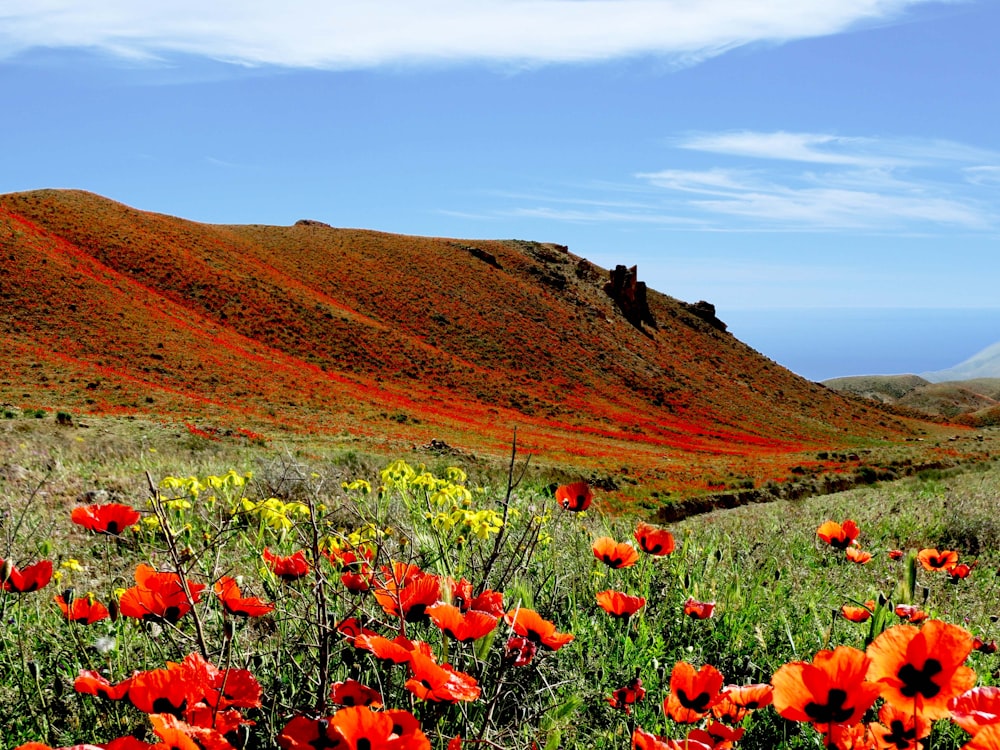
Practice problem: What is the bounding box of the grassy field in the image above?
[2,414,1000,749]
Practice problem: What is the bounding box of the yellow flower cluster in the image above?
[240,498,310,532]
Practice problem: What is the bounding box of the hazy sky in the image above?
[2,1,998,377]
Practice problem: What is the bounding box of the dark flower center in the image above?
[898,659,942,699]
[882,719,917,749]
[105,521,120,535]
[804,688,854,724]
[644,541,663,554]
[677,688,711,713]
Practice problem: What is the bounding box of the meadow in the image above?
[3,414,1000,750]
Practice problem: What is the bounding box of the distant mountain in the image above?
[0,189,943,492]
[923,341,1000,382]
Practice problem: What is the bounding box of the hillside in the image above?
[824,374,1000,425]
[0,189,974,496]
[924,340,1000,382]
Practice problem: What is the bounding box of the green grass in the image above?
[2,416,999,749]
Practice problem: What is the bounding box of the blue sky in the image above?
[2,0,999,379]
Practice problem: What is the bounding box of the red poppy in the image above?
[354,633,425,664]
[710,694,749,725]
[427,603,499,642]
[555,481,592,511]
[596,590,646,618]
[331,706,430,750]
[846,547,873,564]
[118,564,205,624]
[330,679,383,708]
[55,592,110,624]
[336,617,377,646]
[771,646,880,729]
[894,605,928,624]
[373,571,441,623]
[888,549,904,560]
[866,619,976,721]
[607,676,646,715]
[503,636,538,667]
[323,543,373,571]
[973,637,998,654]
[126,665,203,714]
[631,727,676,750]
[405,650,481,703]
[702,721,745,748]
[1,559,53,593]
[949,686,1000,736]
[949,561,977,582]
[592,537,640,569]
[74,669,132,701]
[869,702,930,750]
[183,704,251,735]
[71,503,141,535]
[149,713,230,750]
[663,661,725,723]
[817,520,860,550]
[442,576,473,607]
[842,601,875,623]
[683,598,715,619]
[504,608,574,650]
[214,575,274,617]
[277,715,344,750]
[725,683,774,711]
[963,725,1000,750]
[262,548,311,581]
[635,522,676,556]
[916,548,959,572]
[340,570,372,593]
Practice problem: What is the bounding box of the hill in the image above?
[823,374,1000,426]
[924,340,1000,382]
[0,189,979,498]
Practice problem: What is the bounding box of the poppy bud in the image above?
[108,597,119,622]
[224,618,236,642]
[62,588,75,607]
[922,586,930,603]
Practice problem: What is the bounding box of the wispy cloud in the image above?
[0,1,949,69]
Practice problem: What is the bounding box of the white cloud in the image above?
[0,0,948,69]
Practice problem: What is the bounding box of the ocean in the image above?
[722,308,1000,382]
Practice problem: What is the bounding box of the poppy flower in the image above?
[262,548,311,581]
[817,520,860,550]
[405,650,481,703]
[336,617,378,646]
[702,721,745,748]
[74,669,132,701]
[683,598,715,619]
[894,605,928,624]
[635,522,675,556]
[846,547,873,564]
[1,559,53,593]
[771,645,880,728]
[427,603,498,642]
[596,590,646,618]
[868,702,930,750]
[340,570,372,593]
[555,481,592,511]
[118,564,205,624]
[467,588,505,618]
[503,636,538,667]
[55,592,110,624]
[949,686,1000,736]
[963,725,1000,750]
[354,633,425,665]
[866,619,976,721]
[504,608,574,650]
[330,706,430,750]
[916,548,959,572]
[592,537,639,569]
[126,666,203,714]
[888,549,904,560]
[710,694,749,725]
[277,715,344,750]
[631,727,711,750]
[725,683,774,711]
[973,637,998,654]
[149,713,230,750]
[330,679,383,708]
[323,543,373,571]
[842,601,876,623]
[607,676,646,715]
[214,575,274,617]
[71,503,141,535]
[663,661,725,723]
[373,571,441,623]
[949,561,977,583]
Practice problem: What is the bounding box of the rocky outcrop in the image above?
[294,219,333,228]
[680,300,727,332]
[604,265,656,330]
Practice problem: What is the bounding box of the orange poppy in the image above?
[427,603,498,642]
[846,547,873,564]
[70,502,141,535]
[374,572,441,623]
[118,564,205,624]
[336,617,377,646]
[555,481,592,511]
[354,633,424,664]
[54,592,110,624]
[74,669,132,701]
[405,650,481,703]
[894,605,928,624]
[631,727,683,750]
[771,646,880,728]
[948,686,1000,736]
[330,679,383,708]
[866,619,976,721]
[710,694,749,725]
[683,598,715,619]
[596,590,646,618]
[663,661,725,723]
[635,522,675,556]
[607,676,646,715]
[331,706,430,750]
[277,715,344,750]
[467,588,505,618]
[725,683,774,711]
[916,548,959,572]
[963,725,1000,750]
[817,520,860,550]
[842,603,874,623]
[592,537,640,569]
[949,561,976,582]
[869,702,930,750]
[702,721,745,748]
[149,713,231,750]
[504,608,574,651]
[214,575,275,617]
[888,549,904,560]
[262,548,311,581]
[126,665,203,714]
[1,559,53,593]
